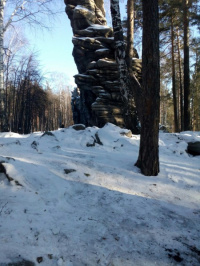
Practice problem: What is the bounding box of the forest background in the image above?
[0,0,200,133]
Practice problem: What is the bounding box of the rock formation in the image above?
[64,0,142,130]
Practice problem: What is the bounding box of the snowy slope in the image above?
[0,123,199,266]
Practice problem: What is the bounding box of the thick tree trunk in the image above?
[135,0,160,176]
[183,0,190,130]
[171,17,179,132]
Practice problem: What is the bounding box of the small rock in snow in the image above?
[72,124,86,131]
[120,130,132,138]
[37,256,43,263]
[57,258,63,266]
[41,131,55,137]
[31,141,39,150]
[64,169,76,174]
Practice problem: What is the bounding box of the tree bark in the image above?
[171,16,179,132]
[135,0,160,176]
[0,0,5,130]
[126,0,134,69]
[177,28,184,131]
[110,0,160,176]
[183,0,190,130]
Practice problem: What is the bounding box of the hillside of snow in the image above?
[0,123,199,266]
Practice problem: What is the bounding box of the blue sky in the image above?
[27,5,77,88]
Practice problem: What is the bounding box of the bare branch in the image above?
[4,0,61,32]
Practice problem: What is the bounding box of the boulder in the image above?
[72,124,86,130]
[187,141,200,156]
[64,169,76,174]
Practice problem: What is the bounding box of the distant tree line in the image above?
[0,0,73,133]
[159,0,200,132]
[122,0,200,132]
[2,36,73,133]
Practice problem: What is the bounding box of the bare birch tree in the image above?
[0,0,59,131]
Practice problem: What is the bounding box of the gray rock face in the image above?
[65,0,142,131]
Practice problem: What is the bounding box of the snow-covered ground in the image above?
[0,123,199,266]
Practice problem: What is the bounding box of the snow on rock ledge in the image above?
[65,0,141,133]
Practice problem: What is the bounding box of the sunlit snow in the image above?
[0,123,199,265]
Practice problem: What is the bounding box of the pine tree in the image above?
[135,0,160,176]
[110,0,160,176]
[159,0,200,131]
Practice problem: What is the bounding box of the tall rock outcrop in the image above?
[64,0,142,130]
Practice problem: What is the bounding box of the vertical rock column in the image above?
[64,0,142,130]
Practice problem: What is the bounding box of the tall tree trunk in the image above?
[191,47,198,130]
[183,0,190,130]
[126,0,134,69]
[135,0,160,176]
[176,28,184,131]
[18,80,26,134]
[24,86,31,134]
[0,0,5,131]
[171,17,179,132]
[125,0,139,132]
